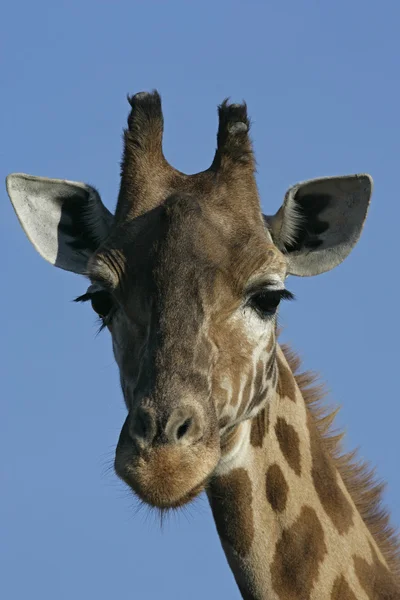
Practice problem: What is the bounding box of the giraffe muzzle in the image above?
[114,404,220,509]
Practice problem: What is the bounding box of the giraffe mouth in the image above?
[115,443,220,509]
[140,475,210,510]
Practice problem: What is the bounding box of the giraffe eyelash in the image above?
[74,292,93,304]
[247,288,295,303]
[74,290,116,332]
[270,289,295,301]
[247,288,295,319]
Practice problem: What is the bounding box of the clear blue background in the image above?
[1,1,399,598]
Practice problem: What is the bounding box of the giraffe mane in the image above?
[280,342,400,581]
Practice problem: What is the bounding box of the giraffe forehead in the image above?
[92,197,285,296]
[155,218,285,293]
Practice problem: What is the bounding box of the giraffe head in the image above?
[6,91,372,509]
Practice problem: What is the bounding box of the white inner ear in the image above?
[6,173,113,274]
[264,174,373,277]
[7,173,69,265]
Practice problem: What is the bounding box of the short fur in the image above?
[281,342,400,581]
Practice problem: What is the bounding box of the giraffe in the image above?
[6,91,399,599]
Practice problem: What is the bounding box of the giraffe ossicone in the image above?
[7,90,399,599]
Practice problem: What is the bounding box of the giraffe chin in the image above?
[115,444,220,509]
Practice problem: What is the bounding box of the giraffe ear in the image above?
[6,173,113,274]
[264,174,373,277]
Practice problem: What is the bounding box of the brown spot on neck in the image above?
[250,408,266,448]
[277,353,297,402]
[265,346,276,381]
[265,403,270,433]
[266,463,288,512]
[266,332,275,353]
[271,505,327,599]
[307,411,353,535]
[208,468,254,557]
[275,418,301,476]
[354,543,400,599]
[330,575,357,599]
[246,360,267,414]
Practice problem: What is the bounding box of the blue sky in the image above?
[1,1,399,598]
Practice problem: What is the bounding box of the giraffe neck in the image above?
[207,345,400,600]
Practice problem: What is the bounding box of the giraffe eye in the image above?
[74,285,116,331]
[90,291,114,319]
[249,289,294,318]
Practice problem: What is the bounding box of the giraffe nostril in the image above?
[167,407,204,444]
[130,407,156,444]
[135,411,148,438]
[176,417,192,440]
[129,405,203,447]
